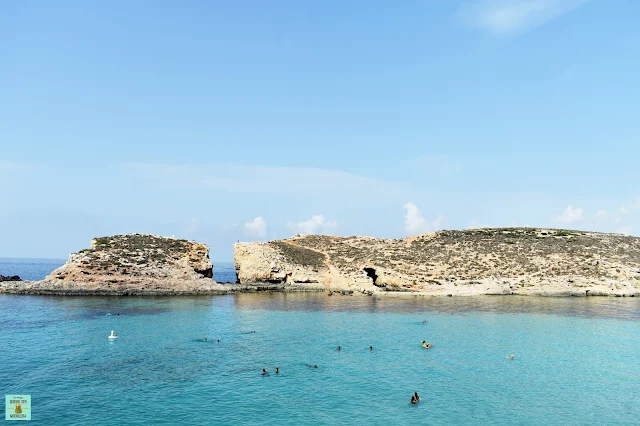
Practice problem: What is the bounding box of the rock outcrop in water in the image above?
[234,228,640,296]
[0,234,224,295]
[0,275,21,282]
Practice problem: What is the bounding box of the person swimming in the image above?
[307,364,318,369]
[410,395,419,404]
[421,340,432,349]
[217,339,220,343]
[203,337,207,341]
[422,319,427,323]
[337,346,341,351]
[275,367,280,374]
[262,369,268,375]
[508,354,514,360]
[369,346,373,351]
[414,392,421,401]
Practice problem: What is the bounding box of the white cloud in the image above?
[408,155,462,176]
[634,199,640,210]
[620,206,629,215]
[287,215,337,235]
[403,202,444,234]
[185,217,199,234]
[552,205,583,224]
[244,217,267,238]
[458,0,589,36]
[596,209,609,218]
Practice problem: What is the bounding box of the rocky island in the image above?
[234,228,640,297]
[0,234,224,295]
[3,228,640,297]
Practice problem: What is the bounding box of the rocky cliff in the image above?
[1,234,221,295]
[234,228,640,296]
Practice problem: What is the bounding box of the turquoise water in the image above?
[1,292,639,425]
[1,260,640,424]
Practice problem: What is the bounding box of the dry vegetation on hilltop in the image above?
[52,234,213,282]
[278,228,640,285]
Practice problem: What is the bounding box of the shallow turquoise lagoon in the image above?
[1,293,639,425]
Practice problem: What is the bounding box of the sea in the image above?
[1,259,639,425]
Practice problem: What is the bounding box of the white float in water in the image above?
[108,330,118,339]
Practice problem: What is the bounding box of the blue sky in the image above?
[1,0,639,261]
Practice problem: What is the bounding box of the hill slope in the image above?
[234,228,640,296]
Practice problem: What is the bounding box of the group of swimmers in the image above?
[238,319,513,405]
[262,368,280,375]
[262,345,374,376]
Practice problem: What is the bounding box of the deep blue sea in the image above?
[1,259,639,425]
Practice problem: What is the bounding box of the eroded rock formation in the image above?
[234,228,640,296]
[1,234,220,295]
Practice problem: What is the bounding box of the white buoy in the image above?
[108,330,118,339]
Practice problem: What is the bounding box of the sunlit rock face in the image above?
[234,229,640,296]
[1,234,218,295]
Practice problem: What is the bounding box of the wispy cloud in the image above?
[287,215,337,235]
[408,155,462,176]
[403,202,444,234]
[244,217,267,238]
[552,205,583,224]
[122,163,410,199]
[458,0,589,36]
[595,209,609,218]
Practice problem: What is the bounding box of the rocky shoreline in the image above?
[3,229,640,297]
[0,280,326,296]
[2,280,636,297]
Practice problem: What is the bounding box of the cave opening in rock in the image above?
[364,267,378,285]
[195,267,213,279]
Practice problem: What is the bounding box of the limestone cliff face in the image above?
[2,234,218,295]
[234,229,640,296]
[234,241,327,289]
